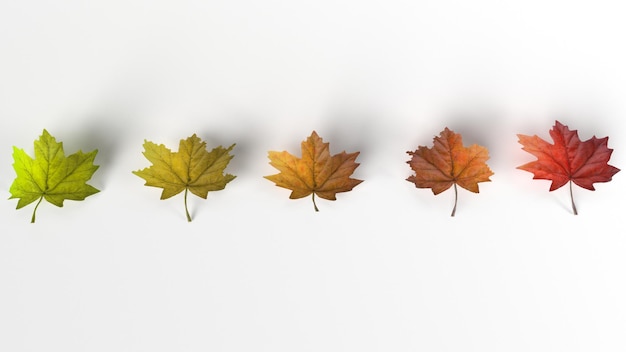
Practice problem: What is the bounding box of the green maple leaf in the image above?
[9,129,100,223]
[133,134,236,222]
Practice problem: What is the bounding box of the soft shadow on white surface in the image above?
[1,1,625,351]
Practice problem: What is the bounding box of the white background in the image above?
[1,0,625,351]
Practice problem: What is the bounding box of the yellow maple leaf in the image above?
[265,131,363,211]
[133,134,235,222]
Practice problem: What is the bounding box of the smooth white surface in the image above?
[1,1,625,351]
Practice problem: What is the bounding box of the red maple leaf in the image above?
[517,120,620,214]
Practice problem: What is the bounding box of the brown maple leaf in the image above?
[406,127,493,216]
[517,120,620,215]
[264,131,363,211]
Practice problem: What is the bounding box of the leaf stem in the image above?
[312,193,319,212]
[451,183,458,217]
[569,180,578,215]
[184,187,192,222]
[31,196,44,223]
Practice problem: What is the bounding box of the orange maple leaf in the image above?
[517,120,620,215]
[264,131,363,211]
[406,127,494,216]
